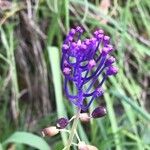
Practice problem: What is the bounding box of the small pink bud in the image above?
[79,113,90,122]
[78,142,89,150]
[103,35,110,42]
[63,67,71,75]
[87,145,98,150]
[62,44,69,50]
[98,29,104,34]
[107,44,113,52]
[81,44,87,50]
[88,59,96,70]
[42,126,59,137]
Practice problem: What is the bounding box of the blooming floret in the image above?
[61,26,118,111]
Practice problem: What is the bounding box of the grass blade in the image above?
[48,46,67,145]
[3,132,50,150]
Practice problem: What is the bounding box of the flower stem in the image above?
[65,108,81,150]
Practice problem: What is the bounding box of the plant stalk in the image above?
[65,108,81,150]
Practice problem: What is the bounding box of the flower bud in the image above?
[97,33,103,40]
[56,117,69,129]
[107,44,113,52]
[88,59,96,70]
[87,145,98,150]
[105,56,116,67]
[79,113,90,122]
[76,26,84,33]
[94,88,104,97]
[91,106,107,118]
[68,36,73,42]
[103,35,110,44]
[42,126,59,137]
[70,28,76,35]
[101,47,109,56]
[62,44,69,50]
[106,66,118,76]
[78,142,89,150]
[63,67,71,75]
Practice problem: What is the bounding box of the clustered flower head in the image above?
[42,26,118,150]
[61,26,118,111]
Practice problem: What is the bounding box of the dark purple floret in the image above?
[56,117,69,129]
[91,106,107,118]
[61,26,118,111]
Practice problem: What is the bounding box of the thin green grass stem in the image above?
[65,108,81,150]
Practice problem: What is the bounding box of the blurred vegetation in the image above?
[0,0,150,150]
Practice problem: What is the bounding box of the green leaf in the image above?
[48,46,67,145]
[0,143,3,150]
[3,132,50,150]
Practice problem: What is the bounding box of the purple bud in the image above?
[56,117,69,129]
[107,44,113,52]
[97,34,104,40]
[63,67,71,75]
[76,26,83,33]
[70,28,76,35]
[68,36,73,42]
[72,42,77,48]
[106,66,118,76]
[90,37,97,43]
[94,29,104,37]
[101,47,110,56]
[63,60,69,67]
[105,56,116,67]
[88,59,96,70]
[91,106,107,118]
[94,30,99,36]
[103,35,110,43]
[98,29,104,34]
[62,44,69,50]
[85,39,90,45]
[94,87,104,97]
[80,44,87,50]
[77,40,82,46]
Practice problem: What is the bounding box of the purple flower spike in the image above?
[61,26,118,111]
[56,117,69,129]
[91,106,107,118]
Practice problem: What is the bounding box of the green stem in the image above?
[65,108,81,150]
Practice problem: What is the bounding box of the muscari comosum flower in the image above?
[61,26,118,111]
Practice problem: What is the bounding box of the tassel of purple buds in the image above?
[61,26,118,111]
